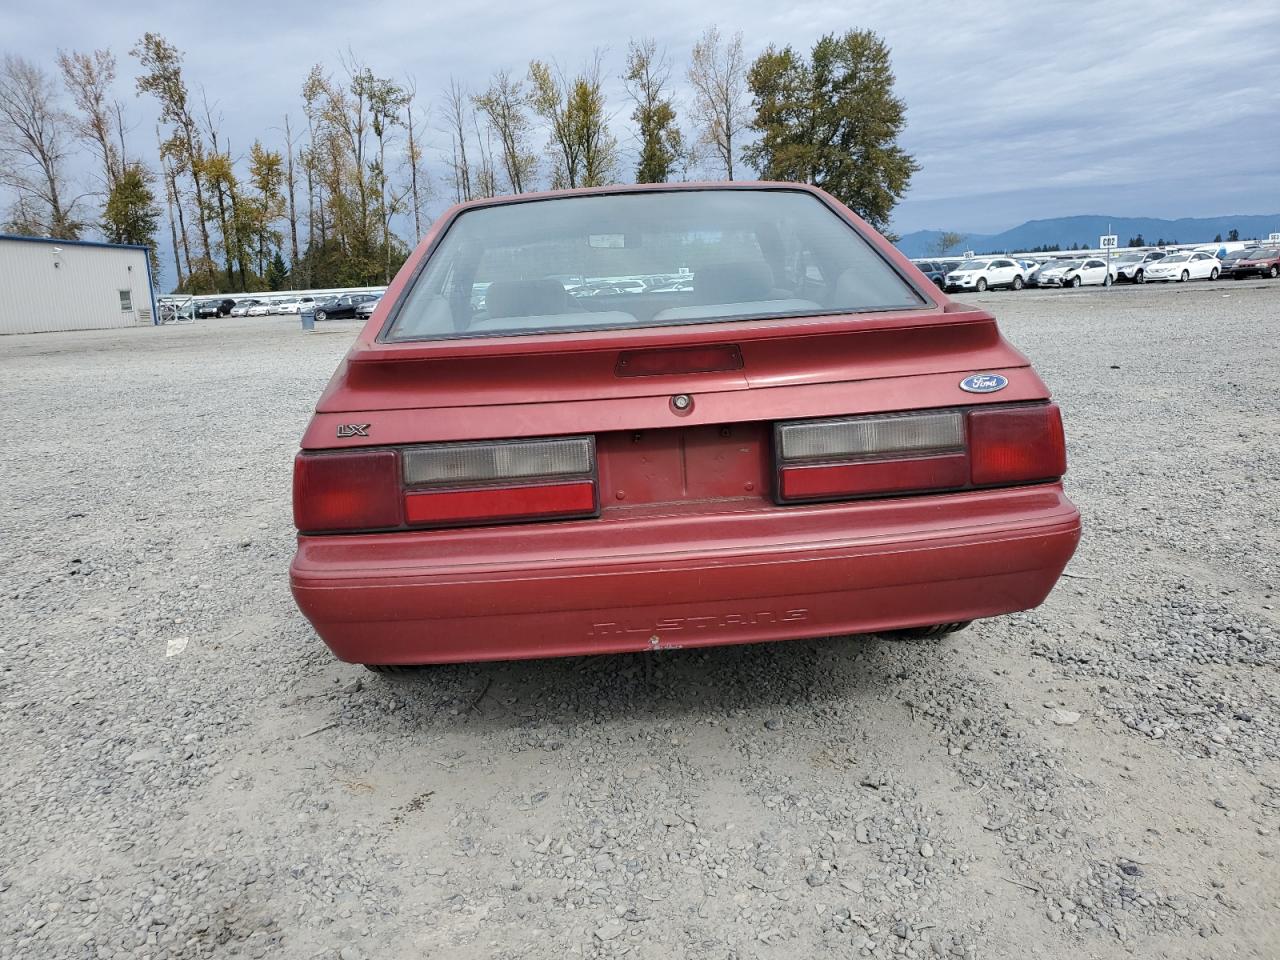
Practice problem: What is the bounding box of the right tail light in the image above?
[967,404,1066,487]
[774,403,1065,503]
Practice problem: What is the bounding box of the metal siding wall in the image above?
[0,239,152,335]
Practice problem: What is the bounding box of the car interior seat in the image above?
[692,262,777,304]
[484,279,582,318]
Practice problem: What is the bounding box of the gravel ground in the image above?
[2,280,1278,960]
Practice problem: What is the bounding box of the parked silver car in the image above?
[1112,250,1168,284]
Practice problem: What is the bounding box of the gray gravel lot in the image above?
[2,281,1278,960]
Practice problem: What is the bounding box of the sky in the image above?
[3,0,1278,244]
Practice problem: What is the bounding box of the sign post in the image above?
[1100,232,1118,290]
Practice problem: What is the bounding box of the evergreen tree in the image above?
[103,162,160,280]
[745,30,916,231]
[266,250,287,290]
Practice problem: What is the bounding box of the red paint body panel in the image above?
[289,182,1081,665]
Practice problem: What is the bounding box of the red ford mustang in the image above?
[290,183,1081,669]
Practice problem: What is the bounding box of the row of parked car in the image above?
[188,291,385,321]
[912,244,1280,294]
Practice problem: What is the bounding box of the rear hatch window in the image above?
[384,189,926,342]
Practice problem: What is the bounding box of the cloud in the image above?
[3,0,1276,239]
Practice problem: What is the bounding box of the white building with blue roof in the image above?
[0,234,157,335]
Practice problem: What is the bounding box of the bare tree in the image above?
[577,54,618,188]
[132,33,214,270]
[440,77,473,203]
[200,89,240,287]
[56,48,124,192]
[0,54,81,237]
[281,115,300,272]
[474,69,536,194]
[299,67,324,282]
[471,115,498,199]
[332,53,373,239]
[403,76,427,238]
[364,72,408,280]
[156,124,184,287]
[687,26,749,180]
[930,231,965,257]
[3,192,46,235]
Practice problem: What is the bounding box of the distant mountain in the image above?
[896,214,1280,258]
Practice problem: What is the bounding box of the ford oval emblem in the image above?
[960,374,1009,394]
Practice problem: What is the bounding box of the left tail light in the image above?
[293,449,403,532]
[293,436,598,534]
[775,403,1065,503]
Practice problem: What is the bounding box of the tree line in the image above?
[0,27,916,294]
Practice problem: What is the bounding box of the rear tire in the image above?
[1103,274,1112,287]
[1012,275,1024,290]
[883,621,971,641]
[315,310,327,321]
[975,278,988,292]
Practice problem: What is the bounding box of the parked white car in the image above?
[274,297,311,315]
[247,303,273,316]
[944,257,1025,292]
[1029,259,1083,287]
[229,299,262,317]
[1059,258,1115,288]
[1111,250,1169,283]
[1142,251,1221,283]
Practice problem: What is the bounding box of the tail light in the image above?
[293,450,402,532]
[968,404,1066,486]
[775,403,1065,503]
[294,436,598,533]
[401,437,597,528]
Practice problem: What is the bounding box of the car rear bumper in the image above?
[290,484,1081,665]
